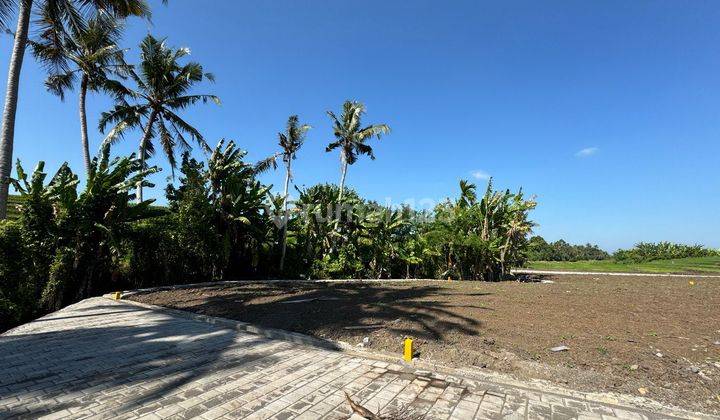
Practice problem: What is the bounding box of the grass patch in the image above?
[526,256,720,274]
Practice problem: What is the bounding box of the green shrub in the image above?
[124,215,218,288]
[41,247,75,311]
[0,221,31,331]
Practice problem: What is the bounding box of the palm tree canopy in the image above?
[39,0,151,34]
[253,115,311,175]
[458,179,477,208]
[279,115,311,161]
[31,12,127,100]
[325,100,390,165]
[98,34,219,173]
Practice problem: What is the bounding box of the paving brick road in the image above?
[0,297,704,419]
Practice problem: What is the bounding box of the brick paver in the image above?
[0,297,702,419]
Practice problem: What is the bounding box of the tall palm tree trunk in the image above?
[0,0,33,220]
[279,159,291,272]
[337,151,348,203]
[78,75,91,176]
[333,151,348,234]
[136,109,158,203]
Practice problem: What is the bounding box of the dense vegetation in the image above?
[0,143,537,330]
[525,238,718,264]
[526,241,720,275]
[613,242,720,263]
[526,236,610,261]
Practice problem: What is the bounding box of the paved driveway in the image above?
[0,297,700,419]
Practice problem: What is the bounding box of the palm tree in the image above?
[326,101,390,204]
[0,0,152,219]
[258,115,311,272]
[99,34,219,202]
[0,0,34,221]
[31,13,128,176]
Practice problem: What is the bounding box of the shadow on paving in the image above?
[135,282,490,342]
[0,302,287,419]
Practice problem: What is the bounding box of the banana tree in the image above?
[360,207,406,278]
[13,143,159,310]
[207,139,272,277]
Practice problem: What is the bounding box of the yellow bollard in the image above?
[113,291,122,300]
[403,338,413,362]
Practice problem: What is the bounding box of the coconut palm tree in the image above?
[0,0,152,219]
[325,101,390,204]
[31,13,128,176]
[257,115,311,271]
[0,0,33,221]
[98,34,219,202]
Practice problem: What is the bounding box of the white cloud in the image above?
[575,147,599,158]
[470,170,490,180]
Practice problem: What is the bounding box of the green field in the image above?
[526,256,720,274]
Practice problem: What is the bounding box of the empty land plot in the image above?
[130,274,720,414]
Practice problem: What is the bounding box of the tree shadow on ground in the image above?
[133,282,493,342]
[0,301,293,418]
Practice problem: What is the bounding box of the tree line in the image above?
[613,242,719,263]
[526,237,719,263]
[526,236,610,261]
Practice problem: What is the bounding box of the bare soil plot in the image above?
[130,275,720,414]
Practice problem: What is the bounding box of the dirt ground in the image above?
[130,275,720,414]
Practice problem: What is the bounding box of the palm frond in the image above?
[0,0,15,31]
[254,153,280,174]
[163,109,209,152]
[45,72,77,100]
[156,115,177,176]
[98,103,146,133]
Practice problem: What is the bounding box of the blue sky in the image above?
[2,0,719,251]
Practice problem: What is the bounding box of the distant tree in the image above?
[526,235,610,261]
[614,242,719,263]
